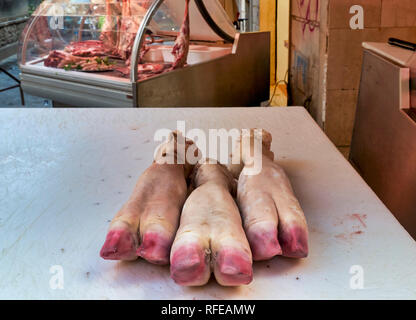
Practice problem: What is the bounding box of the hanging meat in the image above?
[133,0,191,75]
[111,0,191,70]
[117,0,144,61]
[22,15,52,55]
[100,0,121,52]
[44,0,191,78]
[170,0,190,70]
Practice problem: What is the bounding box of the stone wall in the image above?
[0,0,29,59]
[0,19,27,48]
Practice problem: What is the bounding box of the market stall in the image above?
[18,0,269,107]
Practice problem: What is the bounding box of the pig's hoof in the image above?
[100,228,138,261]
[137,232,171,265]
[215,247,253,286]
[170,243,209,286]
[246,225,282,261]
[279,225,308,258]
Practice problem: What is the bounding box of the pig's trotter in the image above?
[137,232,172,265]
[278,225,309,258]
[170,242,210,286]
[214,247,253,286]
[100,224,138,261]
[246,223,282,261]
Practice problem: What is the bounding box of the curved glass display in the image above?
[19,0,236,81]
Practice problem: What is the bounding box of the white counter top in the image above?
[0,107,415,300]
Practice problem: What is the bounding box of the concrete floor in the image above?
[0,55,51,108]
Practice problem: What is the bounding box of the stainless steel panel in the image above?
[20,63,133,92]
[350,49,416,239]
[21,72,133,107]
[136,32,270,107]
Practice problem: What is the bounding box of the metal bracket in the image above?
[194,0,235,43]
[0,67,25,106]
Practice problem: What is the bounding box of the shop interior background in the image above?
[2,0,416,161]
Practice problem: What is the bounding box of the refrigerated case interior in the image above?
[19,0,236,82]
[18,0,269,108]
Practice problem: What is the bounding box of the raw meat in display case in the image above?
[19,0,270,107]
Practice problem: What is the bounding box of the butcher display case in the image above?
[18,0,270,107]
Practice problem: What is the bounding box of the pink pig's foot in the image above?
[214,247,253,286]
[137,232,172,265]
[279,225,309,258]
[170,242,210,286]
[100,227,138,261]
[246,223,282,261]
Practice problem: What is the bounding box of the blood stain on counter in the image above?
[334,233,348,240]
[351,213,367,228]
[333,213,367,242]
[335,230,365,241]
[334,213,367,228]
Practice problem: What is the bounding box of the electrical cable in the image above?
[266,69,289,107]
